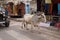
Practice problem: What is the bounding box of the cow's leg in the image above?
[37,26,41,33]
[30,22,34,32]
[24,22,29,30]
[24,22,27,29]
[21,20,25,29]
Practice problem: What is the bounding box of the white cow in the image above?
[22,12,46,32]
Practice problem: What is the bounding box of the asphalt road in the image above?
[0,20,60,40]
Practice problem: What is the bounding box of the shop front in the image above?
[5,0,32,18]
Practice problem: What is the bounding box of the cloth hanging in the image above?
[8,2,14,13]
[52,4,58,15]
[58,0,60,3]
[58,10,60,16]
[25,4,30,14]
[45,0,52,4]
[7,5,12,15]
[45,4,49,15]
[48,3,53,15]
[52,0,58,4]
[13,5,18,15]
[41,0,45,12]
[18,2,25,17]
[58,3,60,10]
[37,0,42,11]
[45,4,49,10]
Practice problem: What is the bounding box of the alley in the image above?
[0,20,60,40]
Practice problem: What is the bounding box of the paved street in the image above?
[0,20,60,40]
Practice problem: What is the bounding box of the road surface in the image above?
[0,20,60,40]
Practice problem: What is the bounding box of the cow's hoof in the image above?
[21,27,23,29]
[30,30,34,33]
[38,32,41,34]
[26,28,29,30]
